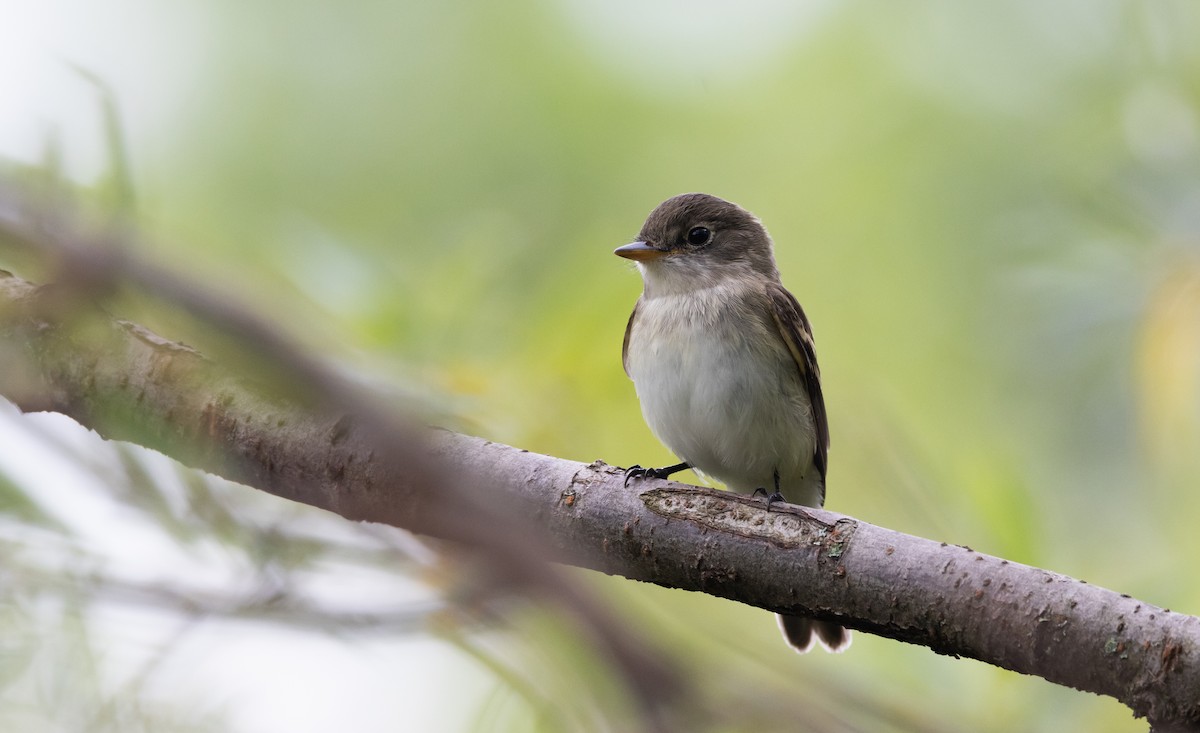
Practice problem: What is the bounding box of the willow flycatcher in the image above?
[616,192,849,653]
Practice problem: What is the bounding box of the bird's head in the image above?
[615,193,779,294]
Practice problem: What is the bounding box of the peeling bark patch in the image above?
[1105,636,1129,659]
[825,519,856,558]
[330,414,354,444]
[1159,641,1181,679]
[120,320,202,355]
[639,488,853,550]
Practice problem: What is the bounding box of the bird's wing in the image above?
[621,298,641,378]
[767,282,829,488]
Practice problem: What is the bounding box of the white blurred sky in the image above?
[0,0,206,181]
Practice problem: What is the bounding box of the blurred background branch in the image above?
[0,184,688,733]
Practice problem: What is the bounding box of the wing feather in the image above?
[767,283,829,489]
[621,298,641,377]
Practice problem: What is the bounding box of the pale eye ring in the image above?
[686,226,712,245]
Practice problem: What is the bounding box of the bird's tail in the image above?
[776,613,851,653]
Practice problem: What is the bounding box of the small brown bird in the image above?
[616,193,849,653]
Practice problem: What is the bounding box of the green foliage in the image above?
[5,0,1200,730]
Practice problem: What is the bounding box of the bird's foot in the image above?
[624,465,668,487]
[752,487,786,512]
[623,462,690,487]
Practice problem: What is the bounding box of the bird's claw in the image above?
[628,465,657,487]
[623,465,666,487]
[624,461,690,487]
[752,487,786,512]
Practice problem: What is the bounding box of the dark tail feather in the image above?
[776,614,851,654]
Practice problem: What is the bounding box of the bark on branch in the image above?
[1,267,1198,731]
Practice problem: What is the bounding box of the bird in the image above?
[615,192,849,653]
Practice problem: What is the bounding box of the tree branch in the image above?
[1,252,1198,729]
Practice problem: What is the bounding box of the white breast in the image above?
[626,283,821,506]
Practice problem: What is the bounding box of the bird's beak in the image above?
[614,240,668,261]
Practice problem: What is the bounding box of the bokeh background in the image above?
[3,1,1199,730]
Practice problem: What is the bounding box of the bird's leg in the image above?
[624,461,690,487]
[752,469,786,511]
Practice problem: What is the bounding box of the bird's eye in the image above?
[686,227,712,245]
